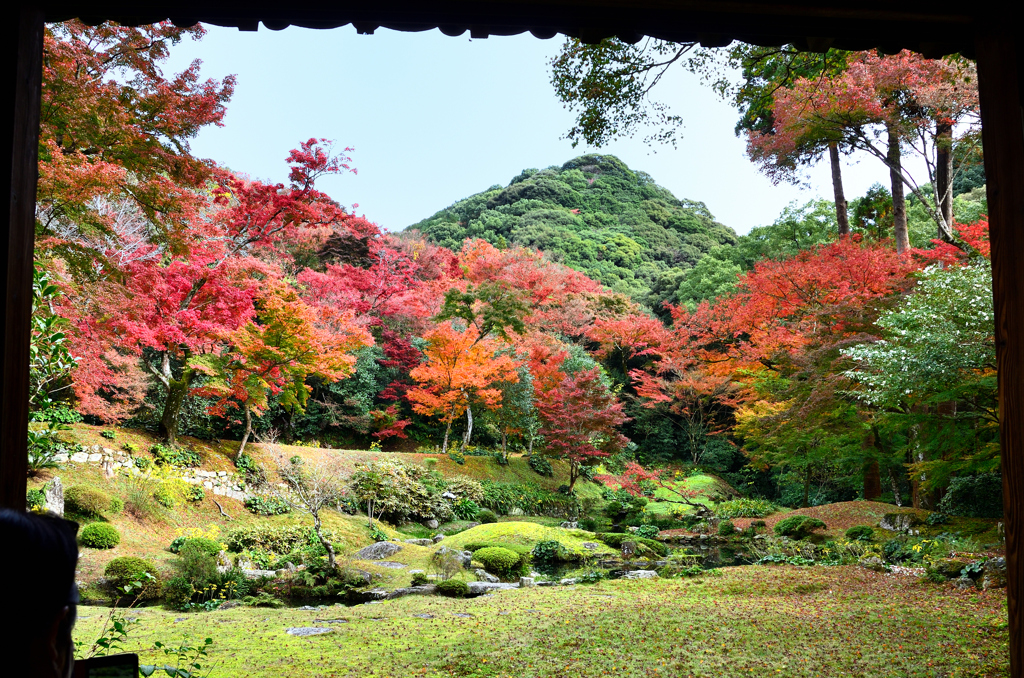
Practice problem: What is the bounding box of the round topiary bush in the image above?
[104,556,162,600]
[474,546,524,578]
[410,572,429,587]
[773,515,827,539]
[477,509,497,524]
[65,485,113,517]
[435,579,469,598]
[718,520,736,536]
[181,537,223,558]
[845,525,874,542]
[81,523,120,549]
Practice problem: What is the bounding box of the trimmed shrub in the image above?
[225,525,332,555]
[845,525,874,542]
[26,488,45,511]
[65,485,113,517]
[528,454,553,477]
[244,495,291,516]
[108,497,124,514]
[477,509,497,524]
[169,536,188,553]
[182,537,223,558]
[104,556,161,600]
[937,473,1003,519]
[475,546,529,578]
[714,498,780,519]
[635,525,660,540]
[774,516,827,539]
[718,520,736,536]
[81,523,120,549]
[435,579,469,598]
[410,572,429,586]
[532,539,566,565]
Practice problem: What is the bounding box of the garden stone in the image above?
[441,491,457,500]
[409,569,425,574]
[955,577,978,591]
[560,521,578,529]
[44,477,63,516]
[314,619,349,624]
[983,557,1007,590]
[858,556,887,573]
[435,546,472,568]
[413,613,434,619]
[582,542,598,550]
[623,570,659,580]
[519,577,535,588]
[467,582,518,595]
[404,538,434,546]
[559,578,579,585]
[299,605,318,610]
[508,508,525,516]
[927,558,971,579]
[424,519,439,529]
[375,561,407,569]
[286,627,332,636]
[432,534,444,543]
[453,613,474,618]
[465,522,480,529]
[880,512,921,533]
[475,569,500,583]
[355,542,403,560]
[71,452,88,463]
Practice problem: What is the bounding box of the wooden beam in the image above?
[976,28,1024,678]
[0,7,43,511]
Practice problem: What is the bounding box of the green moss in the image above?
[442,522,615,557]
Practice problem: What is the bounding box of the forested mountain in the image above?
[407,154,737,310]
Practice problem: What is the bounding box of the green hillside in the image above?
[407,154,737,309]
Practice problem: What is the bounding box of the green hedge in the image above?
[474,547,527,578]
[65,485,113,517]
[225,525,332,555]
[81,523,120,549]
[774,516,827,539]
[436,579,469,598]
[595,532,669,557]
[104,556,161,600]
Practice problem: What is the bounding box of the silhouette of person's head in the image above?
[0,508,79,678]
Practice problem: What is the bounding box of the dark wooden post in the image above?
[0,8,43,511]
[976,29,1024,677]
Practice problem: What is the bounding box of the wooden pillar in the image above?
[0,8,43,511]
[976,29,1024,677]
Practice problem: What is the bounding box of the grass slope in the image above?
[75,566,1008,677]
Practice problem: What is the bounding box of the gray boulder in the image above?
[355,542,403,560]
[467,581,518,595]
[622,570,659,580]
[425,518,440,529]
[404,538,434,546]
[44,477,64,516]
[560,521,578,529]
[286,627,333,636]
[432,534,445,543]
[858,556,888,573]
[475,569,500,583]
[983,557,1007,590]
[880,512,921,533]
[435,546,472,568]
[519,577,535,588]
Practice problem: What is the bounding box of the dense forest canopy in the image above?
[407,154,737,311]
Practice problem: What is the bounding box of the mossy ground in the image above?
[75,565,1008,677]
[437,522,616,558]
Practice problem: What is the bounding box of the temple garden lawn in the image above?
[75,564,1008,678]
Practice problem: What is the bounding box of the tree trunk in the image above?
[567,461,579,493]
[158,370,191,447]
[802,466,811,508]
[313,513,336,570]
[829,142,850,237]
[441,418,452,455]
[237,401,252,460]
[460,403,473,452]
[887,124,910,254]
[935,118,955,242]
[863,459,882,500]
[500,431,507,462]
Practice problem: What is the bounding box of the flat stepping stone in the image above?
[355,542,403,560]
[286,627,333,636]
[452,613,474,618]
[314,619,349,624]
[412,614,434,619]
[374,561,407,569]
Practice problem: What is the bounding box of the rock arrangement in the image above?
[54,444,252,502]
[181,469,249,501]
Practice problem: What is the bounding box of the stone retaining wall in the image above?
[54,444,252,502]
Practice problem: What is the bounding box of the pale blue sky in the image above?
[163,25,919,236]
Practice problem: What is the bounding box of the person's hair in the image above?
[0,509,80,669]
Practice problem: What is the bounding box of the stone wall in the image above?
[54,444,252,502]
